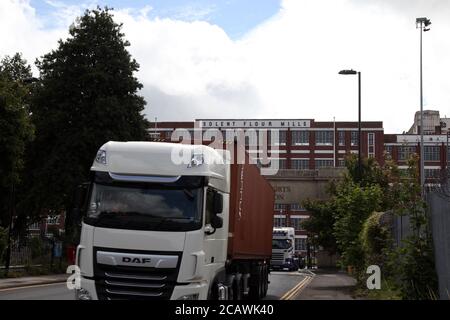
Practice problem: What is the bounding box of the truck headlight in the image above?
[76,288,92,300]
[177,293,199,300]
[95,149,107,165]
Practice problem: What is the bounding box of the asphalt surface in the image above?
[295,269,357,300]
[0,283,74,300]
[265,270,309,300]
[0,270,309,300]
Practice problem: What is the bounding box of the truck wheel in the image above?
[232,277,243,300]
[262,265,269,297]
[258,266,264,299]
[249,266,262,300]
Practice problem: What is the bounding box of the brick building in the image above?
[147,113,450,256]
[148,118,385,256]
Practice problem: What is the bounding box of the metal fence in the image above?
[9,243,32,266]
[1,236,59,271]
[427,191,450,300]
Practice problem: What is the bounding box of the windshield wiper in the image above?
[153,216,194,229]
[183,189,195,200]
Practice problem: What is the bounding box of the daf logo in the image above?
[122,257,151,264]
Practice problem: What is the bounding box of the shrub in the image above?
[29,236,44,259]
[360,211,392,267]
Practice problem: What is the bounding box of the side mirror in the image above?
[73,182,90,221]
[211,215,223,229]
[213,192,223,214]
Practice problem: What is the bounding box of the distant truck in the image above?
[271,227,298,271]
[73,142,274,300]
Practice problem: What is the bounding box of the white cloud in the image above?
[1,0,449,132]
[45,0,98,28]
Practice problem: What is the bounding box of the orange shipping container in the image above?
[227,155,274,260]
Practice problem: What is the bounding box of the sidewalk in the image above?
[0,274,68,290]
[295,269,358,300]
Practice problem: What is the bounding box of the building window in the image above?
[398,146,416,161]
[315,159,334,169]
[368,133,375,146]
[271,130,287,146]
[351,131,358,146]
[295,238,307,251]
[274,204,288,212]
[291,131,309,146]
[315,131,333,146]
[290,217,305,232]
[338,159,346,167]
[384,146,393,157]
[338,131,345,146]
[274,216,287,228]
[290,203,305,211]
[291,159,309,170]
[277,159,287,169]
[424,146,440,161]
[368,133,375,158]
[266,158,287,169]
[425,169,440,179]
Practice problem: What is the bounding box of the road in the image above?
[0,283,74,300]
[0,270,309,300]
[295,269,357,300]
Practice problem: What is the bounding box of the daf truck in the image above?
[271,227,297,271]
[73,141,274,300]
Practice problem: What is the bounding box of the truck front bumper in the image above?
[171,282,209,300]
[75,277,209,300]
[271,259,296,270]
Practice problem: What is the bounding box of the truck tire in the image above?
[232,276,243,301]
[258,266,264,299]
[248,265,262,300]
[262,265,269,297]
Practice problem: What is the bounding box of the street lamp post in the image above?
[416,17,431,193]
[339,69,362,181]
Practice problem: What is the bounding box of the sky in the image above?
[1,0,449,133]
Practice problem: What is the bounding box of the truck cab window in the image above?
[205,188,216,226]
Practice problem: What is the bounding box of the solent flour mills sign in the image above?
[197,119,311,129]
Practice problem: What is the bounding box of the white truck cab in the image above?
[271,227,297,271]
[75,142,230,300]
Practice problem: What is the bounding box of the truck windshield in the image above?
[272,239,292,250]
[84,173,205,232]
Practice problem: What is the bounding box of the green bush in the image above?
[29,236,44,259]
[360,212,392,266]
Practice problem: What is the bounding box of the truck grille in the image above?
[271,252,284,261]
[93,247,182,300]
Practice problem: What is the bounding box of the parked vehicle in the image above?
[74,142,274,300]
[271,227,298,271]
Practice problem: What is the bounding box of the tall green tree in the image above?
[18,7,149,239]
[0,53,34,227]
[333,181,384,271]
[388,155,438,299]
[301,199,338,256]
